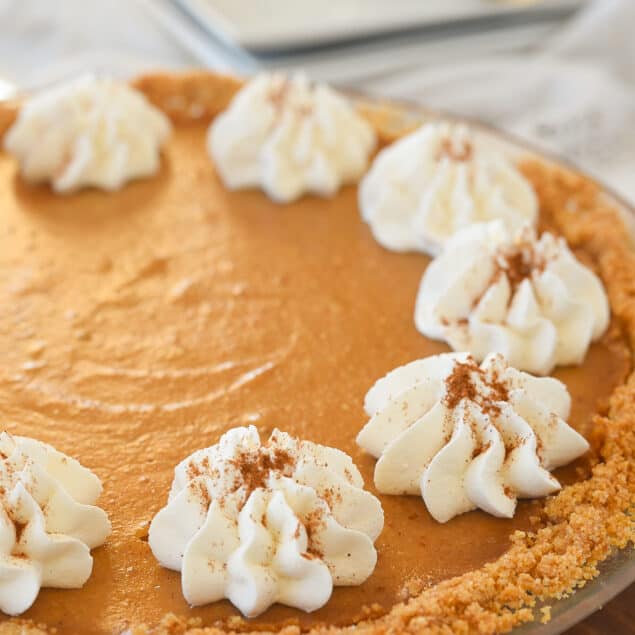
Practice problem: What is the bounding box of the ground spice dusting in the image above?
[1,454,31,550]
[463,232,550,316]
[497,249,535,290]
[229,442,296,505]
[443,360,479,409]
[436,136,472,162]
[268,78,290,110]
[13,520,27,543]
[185,461,203,481]
[185,434,298,510]
[443,357,509,417]
[321,486,343,511]
[492,234,548,294]
[188,479,210,511]
[267,78,313,121]
[302,508,326,560]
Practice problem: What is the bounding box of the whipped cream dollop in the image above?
[208,73,377,203]
[149,426,383,617]
[359,123,538,256]
[4,76,171,192]
[415,222,610,375]
[0,432,111,616]
[357,353,589,523]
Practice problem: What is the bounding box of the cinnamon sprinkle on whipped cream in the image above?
[415,222,609,375]
[149,426,383,617]
[208,73,376,203]
[0,432,111,616]
[359,122,538,256]
[443,357,509,414]
[357,353,589,522]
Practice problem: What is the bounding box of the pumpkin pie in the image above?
[0,71,633,635]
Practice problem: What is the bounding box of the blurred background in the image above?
[0,0,634,202]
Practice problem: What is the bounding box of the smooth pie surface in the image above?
[0,119,629,633]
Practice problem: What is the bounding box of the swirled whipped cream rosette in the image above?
[359,122,538,255]
[357,353,589,523]
[415,222,609,375]
[149,426,383,617]
[4,76,171,192]
[0,432,111,616]
[208,73,377,203]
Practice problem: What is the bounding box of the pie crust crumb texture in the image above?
[0,72,633,635]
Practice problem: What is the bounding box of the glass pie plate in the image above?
[355,93,635,635]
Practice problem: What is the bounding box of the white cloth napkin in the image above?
[0,0,633,203]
